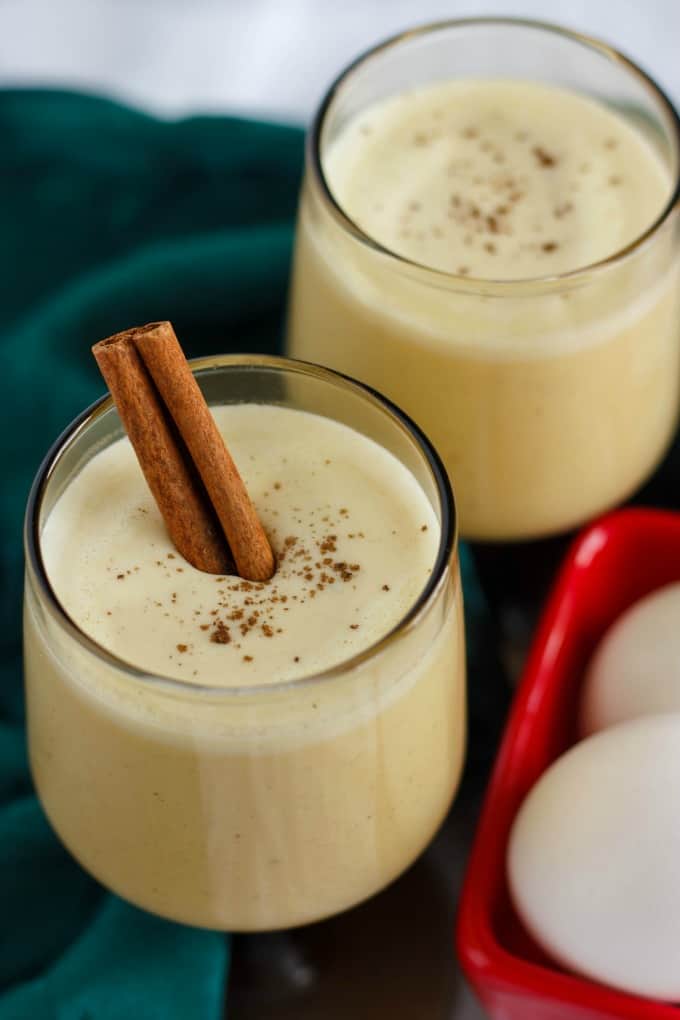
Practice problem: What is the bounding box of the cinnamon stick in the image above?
[134,322,275,582]
[92,331,232,575]
[92,323,275,582]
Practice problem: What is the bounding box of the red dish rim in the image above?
[456,507,680,1016]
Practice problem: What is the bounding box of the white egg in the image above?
[580,582,680,736]
[507,714,680,1001]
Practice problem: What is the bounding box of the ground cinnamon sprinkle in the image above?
[180,511,369,653]
[319,535,338,554]
[131,491,429,670]
[210,621,231,644]
[532,145,557,168]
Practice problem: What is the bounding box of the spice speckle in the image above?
[532,145,557,168]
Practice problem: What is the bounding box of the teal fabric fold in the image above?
[0,88,304,1020]
[0,89,491,1018]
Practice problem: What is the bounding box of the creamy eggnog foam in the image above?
[25,402,464,929]
[41,405,440,685]
[289,79,680,538]
[324,80,669,280]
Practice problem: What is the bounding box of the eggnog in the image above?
[289,78,680,538]
[25,393,464,930]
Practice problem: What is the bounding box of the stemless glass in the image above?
[287,18,680,541]
[23,354,464,932]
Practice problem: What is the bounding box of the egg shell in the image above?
[507,713,680,1002]
[580,581,680,736]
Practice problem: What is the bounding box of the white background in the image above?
[2,3,676,1017]
[1,0,678,122]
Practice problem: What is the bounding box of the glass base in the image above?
[226,791,486,1018]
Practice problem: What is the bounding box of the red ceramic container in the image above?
[457,508,680,1020]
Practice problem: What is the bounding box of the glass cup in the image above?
[23,354,465,931]
[287,17,680,541]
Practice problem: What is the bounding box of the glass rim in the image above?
[24,353,457,700]
[308,15,680,292]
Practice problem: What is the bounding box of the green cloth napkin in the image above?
[0,88,302,1020]
[0,89,495,1019]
